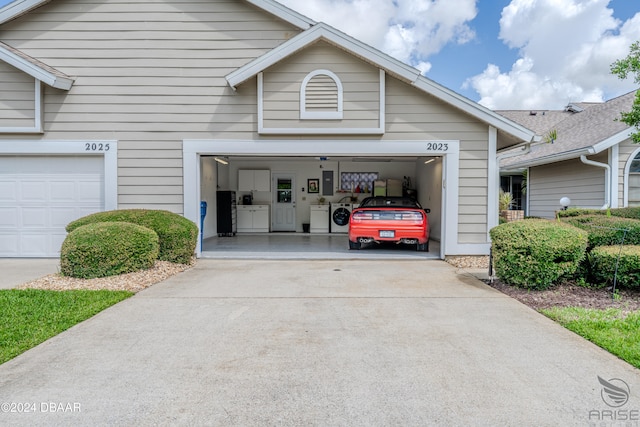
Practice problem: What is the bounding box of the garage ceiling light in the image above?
[214,157,229,165]
[424,158,435,164]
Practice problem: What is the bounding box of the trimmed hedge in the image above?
[490,219,588,289]
[557,206,640,220]
[557,208,604,218]
[61,222,159,279]
[66,209,197,264]
[561,215,640,249]
[589,245,640,289]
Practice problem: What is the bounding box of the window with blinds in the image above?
[300,69,343,120]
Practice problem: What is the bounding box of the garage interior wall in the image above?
[417,157,442,241]
[201,157,432,235]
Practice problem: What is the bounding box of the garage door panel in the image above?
[0,156,104,257]
[21,207,47,228]
[51,207,80,227]
[0,181,16,201]
[50,180,77,202]
[20,181,47,202]
[78,181,103,202]
[0,207,18,227]
[20,233,49,257]
[0,233,19,255]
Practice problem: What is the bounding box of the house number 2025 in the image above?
[85,143,110,152]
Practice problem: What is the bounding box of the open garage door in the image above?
[0,156,104,257]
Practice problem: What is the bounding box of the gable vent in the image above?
[300,69,343,120]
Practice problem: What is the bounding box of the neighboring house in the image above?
[0,0,537,258]
[499,90,638,218]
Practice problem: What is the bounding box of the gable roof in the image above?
[0,41,73,89]
[0,0,538,143]
[226,22,539,143]
[499,90,638,169]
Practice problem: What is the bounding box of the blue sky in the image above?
[1,0,638,109]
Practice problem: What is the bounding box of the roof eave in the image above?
[0,0,50,25]
[502,147,594,170]
[226,23,420,89]
[244,0,315,30]
[412,77,539,143]
[0,45,74,90]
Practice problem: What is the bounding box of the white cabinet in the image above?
[238,170,270,192]
[237,205,269,232]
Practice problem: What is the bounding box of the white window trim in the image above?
[300,69,343,120]
[0,80,44,133]
[623,146,640,207]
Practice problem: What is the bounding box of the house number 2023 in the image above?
[85,143,110,152]
[426,142,449,151]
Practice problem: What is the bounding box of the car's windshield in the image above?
[360,197,421,208]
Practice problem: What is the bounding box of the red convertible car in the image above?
[348,196,430,251]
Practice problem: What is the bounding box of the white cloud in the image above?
[466,0,640,109]
[277,0,477,69]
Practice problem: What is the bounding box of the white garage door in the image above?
[0,156,104,257]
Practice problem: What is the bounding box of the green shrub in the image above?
[557,208,604,218]
[561,215,640,249]
[61,222,159,279]
[67,210,197,264]
[490,219,588,289]
[609,207,640,220]
[589,245,640,289]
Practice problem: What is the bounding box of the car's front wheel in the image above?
[349,240,361,250]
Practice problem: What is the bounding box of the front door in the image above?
[272,173,296,231]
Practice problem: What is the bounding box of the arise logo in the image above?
[588,376,638,422]
[599,376,631,408]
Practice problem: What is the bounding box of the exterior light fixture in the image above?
[560,196,571,210]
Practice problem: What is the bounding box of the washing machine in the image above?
[330,203,353,233]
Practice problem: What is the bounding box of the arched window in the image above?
[628,150,640,206]
[300,69,343,120]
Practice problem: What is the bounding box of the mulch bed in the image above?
[483,279,640,312]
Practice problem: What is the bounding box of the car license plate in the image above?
[379,230,395,238]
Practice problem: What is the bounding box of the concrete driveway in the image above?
[1,259,639,426]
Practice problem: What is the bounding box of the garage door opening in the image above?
[197,154,444,259]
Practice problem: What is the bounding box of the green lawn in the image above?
[0,289,133,365]
[541,307,640,369]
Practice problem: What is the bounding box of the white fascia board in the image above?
[412,77,539,144]
[226,23,420,89]
[502,147,594,170]
[0,46,73,90]
[504,128,633,170]
[591,128,634,154]
[244,0,314,30]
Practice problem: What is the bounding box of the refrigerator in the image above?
[216,191,237,236]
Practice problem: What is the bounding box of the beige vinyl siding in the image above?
[262,42,380,129]
[1,0,493,245]
[0,62,35,127]
[384,78,490,244]
[0,0,298,212]
[529,158,606,218]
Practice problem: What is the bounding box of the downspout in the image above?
[580,154,611,209]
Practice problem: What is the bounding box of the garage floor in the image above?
[202,233,440,260]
